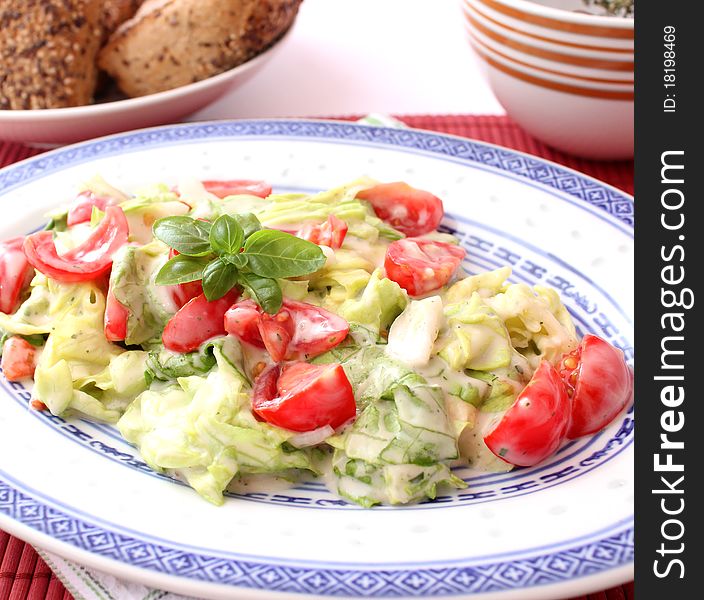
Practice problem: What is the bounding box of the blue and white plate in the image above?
[0,120,633,600]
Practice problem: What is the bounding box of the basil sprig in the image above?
[153,213,325,313]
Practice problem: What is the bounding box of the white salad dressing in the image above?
[341,235,388,270]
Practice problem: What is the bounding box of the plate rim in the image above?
[0,119,634,598]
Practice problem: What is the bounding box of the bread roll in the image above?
[0,0,103,109]
[101,0,144,38]
[98,0,302,98]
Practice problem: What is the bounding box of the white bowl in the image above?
[461,0,633,158]
[0,27,293,147]
[467,0,633,50]
[463,12,633,85]
[463,1,633,63]
[475,51,633,158]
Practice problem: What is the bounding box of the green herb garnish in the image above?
[153,213,325,313]
[582,0,634,17]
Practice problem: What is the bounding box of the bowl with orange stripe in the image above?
[468,0,633,50]
[461,0,633,158]
[463,1,633,77]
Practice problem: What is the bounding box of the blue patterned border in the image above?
[0,120,633,229]
[0,477,632,596]
[0,120,634,596]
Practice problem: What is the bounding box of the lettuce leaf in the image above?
[485,283,578,367]
[438,292,513,371]
[118,346,315,505]
[109,241,177,346]
[337,269,408,336]
[32,284,129,422]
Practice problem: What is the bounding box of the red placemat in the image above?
[0,115,634,600]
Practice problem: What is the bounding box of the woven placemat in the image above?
[0,114,634,600]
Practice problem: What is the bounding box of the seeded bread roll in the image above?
[98,0,302,98]
[0,0,103,110]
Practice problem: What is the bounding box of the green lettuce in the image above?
[321,347,465,506]
[256,178,403,240]
[109,241,177,346]
[32,284,129,422]
[337,269,408,336]
[438,292,513,371]
[446,266,511,303]
[118,346,315,505]
[485,283,578,367]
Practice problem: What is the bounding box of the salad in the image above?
[0,176,633,507]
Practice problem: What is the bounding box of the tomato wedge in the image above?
[201,180,272,199]
[1,337,38,381]
[252,362,356,431]
[162,289,240,353]
[0,237,34,314]
[165,248,205,308]
[23,206,129,283]
[224,299,266,347]
[67,191,118,226]
[356,182,444,236]
[297,215,348,249]
[484,361,571,466]
[258,311,294,363]
[170,280,204,309]
[560,334,633,439]
[104,288,129,342]
[225,299,349,361]
[384,238,466,296]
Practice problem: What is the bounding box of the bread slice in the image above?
[0,0,103,109]
[98,0,302,98]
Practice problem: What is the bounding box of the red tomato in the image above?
[560,334,633,439]
[170,280,204,309]
[162,289,240,353]
[384,238,466,296]
[285,300,349,359]
[297,215,348,249]
[1,337,37,381]
[252,362,356,432]
[224,300,266,348]
[165,248,204,308]
[258,311,294,363]
[201,180,272,199]
[356,182,444,236]
[225,299,349,360]
[0,237,34,314]
[484,361,571,467]
[67,191,117,226]
[23,206,129,283]
[104,288,129,342]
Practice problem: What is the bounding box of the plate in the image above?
[0,28,292,147]
[0,120,634,599]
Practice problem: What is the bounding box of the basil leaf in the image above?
[210,214,244,256]
[222,253,249,269]
[243,230,326,278]
[238,272,283,314]
[202,257,239,301]
[232,213,262,239]
[155,254,209,285]
[153,216,212,256]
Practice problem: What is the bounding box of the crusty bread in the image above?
[101,0,144,38]
[0,0,103,109]
[98,0,302,98]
